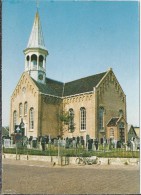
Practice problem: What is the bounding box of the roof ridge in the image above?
[45,71,107,85]
[64,71,107,84]
[31,70,108,97]
[46,77,64,84]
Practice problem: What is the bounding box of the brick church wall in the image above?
[62,93,96,141]
[10,73,40,138]
[39,94,63,138]
[96,71,127,140]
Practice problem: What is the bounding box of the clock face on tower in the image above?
[38,74,43,80]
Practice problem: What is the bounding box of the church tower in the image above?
[23,11,48,84]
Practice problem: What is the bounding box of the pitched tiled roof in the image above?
[32,78,64,97]
[107,117,119,127]
[32,71,107,97]
[63,72,107,96]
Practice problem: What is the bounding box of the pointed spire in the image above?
[27,11,46,50]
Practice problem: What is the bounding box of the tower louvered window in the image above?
[80,107,86,130]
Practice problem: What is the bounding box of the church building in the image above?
[10,11,127,144]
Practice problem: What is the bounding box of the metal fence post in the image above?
[16,145,17,160]
[58,138,60,165]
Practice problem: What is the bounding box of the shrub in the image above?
[3,147,139,158]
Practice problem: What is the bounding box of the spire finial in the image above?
[26,2,46,50]
[36,0,39,11]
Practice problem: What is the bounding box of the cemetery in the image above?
[2,133,139,160]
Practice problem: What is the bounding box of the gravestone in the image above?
[4,139,11,148]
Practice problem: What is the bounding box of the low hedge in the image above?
[3,147,139,158]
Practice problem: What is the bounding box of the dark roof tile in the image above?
[63,72,107,96]
[31,71,107,97]
[32,78,64,97]
[107,117,119,127]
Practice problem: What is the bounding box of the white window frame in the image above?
[24,102,28,116]
[19,103,22,117]
[99,107,104,130]
[13,110,17,129]
[110,128,114,138]
[80,107,86,131]
[29,108,34,130]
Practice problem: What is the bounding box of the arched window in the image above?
[29,108,34,129]
[26,55,30,67]
[19,103,22,116]
[13,110,17,129]
[119,122,124,129]
[31,54,37,66]
[110,128,114,138]
[80,107,86,130]
[99,107,104,130]
[119,109,123,117]
[39,55,44,67]
[24,102,28,115]
[119,122,125,142]
[69,108,74,132]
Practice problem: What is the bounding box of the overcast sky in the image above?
[2,0,139,127]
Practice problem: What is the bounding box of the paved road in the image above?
[2,159,140,194]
